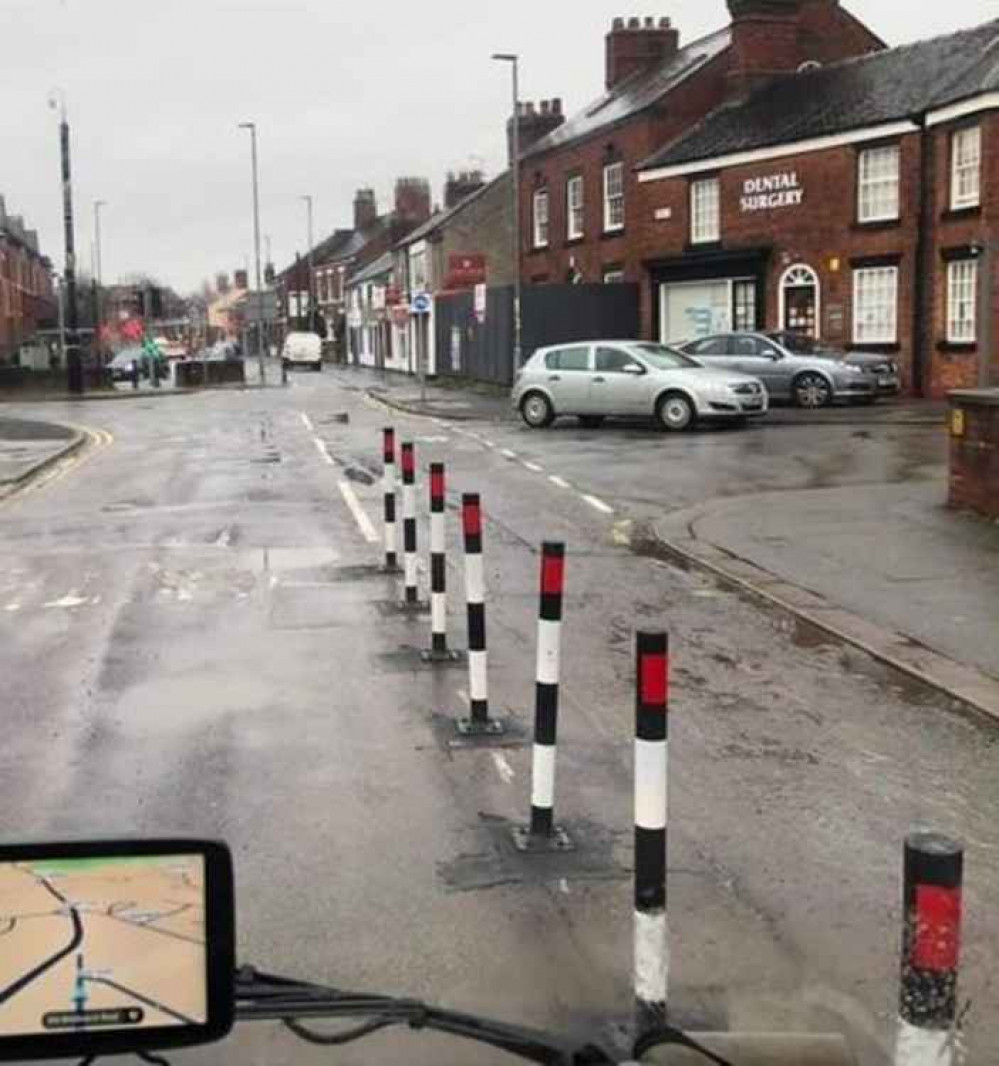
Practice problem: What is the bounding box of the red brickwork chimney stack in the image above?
[354,188,378,232]
[507,99,566,163]
[605,16,680,91]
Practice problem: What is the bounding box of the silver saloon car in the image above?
[679,331,885,408]
[511,341,768,431]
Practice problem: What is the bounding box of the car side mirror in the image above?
[762,350,781,361]
[622,364,645,375]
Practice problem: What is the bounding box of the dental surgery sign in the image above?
[740,171,804,212]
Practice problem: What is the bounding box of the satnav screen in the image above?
[0,855,206,1034]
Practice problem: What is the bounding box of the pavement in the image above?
[337,365,998,702]
[0,416,85,488]
[1,365,997,1064]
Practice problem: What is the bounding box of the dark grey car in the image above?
[679,331,896,408]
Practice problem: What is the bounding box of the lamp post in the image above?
[301,195,314,333]
[49,90,83,394]
[238,121,266,384]
[93,200,106,354]
[492,52,522,371]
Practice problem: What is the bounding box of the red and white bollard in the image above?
[400,442,420,607]
[422,463,460,663]
[513,542,572,852]
[455,494,503,737]
[894,832,963,1066]
[634,630,669,1036]
[382,428,399,573]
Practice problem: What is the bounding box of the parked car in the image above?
[282,332,322,371]
[765,331,901,396]
[678,331,895,408]
[512,341,768,431]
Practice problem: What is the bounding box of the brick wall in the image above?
[924,111,999,396]
[948,396,999,518]
[433,174,515,289]
[637,134,923,375]
[520,50,732,288]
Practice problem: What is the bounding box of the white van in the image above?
[282,331,322,371]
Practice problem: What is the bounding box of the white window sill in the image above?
[950,199,981,212]
[857,214,900,225]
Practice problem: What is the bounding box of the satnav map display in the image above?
[0,855,206,1035]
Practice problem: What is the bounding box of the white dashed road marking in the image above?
[523,461,543,473]
[338,481,380,544]
[314,438,334,465]
[300,412,315,432]
[583,494,614,515]
[500,449,518,460]
[549,476,571,489]
[491,753,516,784]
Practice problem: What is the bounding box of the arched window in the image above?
[780,264,820,338]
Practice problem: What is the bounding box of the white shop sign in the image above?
[740,171,804,212]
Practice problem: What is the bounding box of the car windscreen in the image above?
[630,343,702,370]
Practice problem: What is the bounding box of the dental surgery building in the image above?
[636,13,999,396]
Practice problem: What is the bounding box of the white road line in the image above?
[337,481,379,543]
[583,494,614,515]
[549,475,571,489]
[314,438,334,465]
[559,878,570,895]
[482,439,496,448]
[491,753,516,784]
[500,448,518,460]
[523,461,544,473]
[300,412,315,432]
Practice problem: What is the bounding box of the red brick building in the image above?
[636,16,999,396]
[0,197,56,363]
[519,2,883,289]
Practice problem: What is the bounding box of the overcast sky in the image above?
[2,0,990,293]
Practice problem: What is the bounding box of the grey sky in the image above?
[2,0,990,293]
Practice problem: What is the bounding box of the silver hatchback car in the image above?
[512,341,768,431]
[679,331,895,407]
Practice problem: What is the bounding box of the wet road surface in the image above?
[1,373,996,1065]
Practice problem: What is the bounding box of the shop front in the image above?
[648,249,770,346]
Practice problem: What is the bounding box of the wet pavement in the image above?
[0,366,996,1064]
[0,416,80,485]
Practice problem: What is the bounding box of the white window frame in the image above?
[857,145,901,223]
[690,177,720,244]
[852,266,899,345]
[950,125,981,211]
[567,176,584,241]
[603,268,625,284]
[946,259,977,343]
[533,188,550,249]
[603,162,625,233]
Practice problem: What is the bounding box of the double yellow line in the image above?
[0,424,113,508]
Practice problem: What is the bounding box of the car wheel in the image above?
[655,392,695,432]
[578,415,605,429]
[520,392,555,429]
[792,372,833,409]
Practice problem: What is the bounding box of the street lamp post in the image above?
[238,121,266,384]
[492,53,522,372]
[94,200,107,354]
[50,90,83,394]
[301,195,314,333]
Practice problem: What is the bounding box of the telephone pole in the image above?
[238,122,266,383]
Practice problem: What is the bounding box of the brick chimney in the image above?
[507,99,565,163]
[354,188,378,232]
[727,0,808,97]
[444,170,487,209]
[394,177,432,224]
[605,16,680,91]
